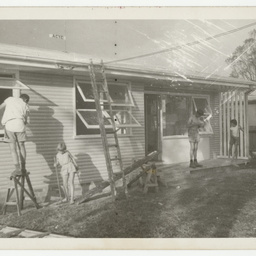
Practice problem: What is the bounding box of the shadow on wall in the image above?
[28,106,64,202]
[75,152,104,196]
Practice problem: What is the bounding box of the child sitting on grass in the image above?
[229,119,244,160]
[54,142,78,204]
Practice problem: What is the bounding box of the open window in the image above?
[76,109,112,129]
[0,77,30,136]
[0,78,30,90]
[75,79,140,137]
[106,109,141,128]
[76,81,109,103]
[162,94,213,137]
[108,83,134,106]
[192,96,213,134]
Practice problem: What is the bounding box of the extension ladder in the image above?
[88,60,127,201]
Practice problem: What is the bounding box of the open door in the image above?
[145,94,162,159]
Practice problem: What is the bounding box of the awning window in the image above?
[76,81,111,103]
[108,83,134,106]
[76,81,134,106]
[106,110,141,128]
[0,78,30,90]
[76,109,113,129]
[193,97,211,115]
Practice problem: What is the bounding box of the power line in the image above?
[105,21,256,65]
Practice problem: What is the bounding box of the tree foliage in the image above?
[226,29,256,81]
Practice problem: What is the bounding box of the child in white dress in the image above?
[54,142,78,204]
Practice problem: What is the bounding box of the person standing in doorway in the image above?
[0,94,30,176]
[187,109,206,168]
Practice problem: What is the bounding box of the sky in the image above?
[0,19,255,78]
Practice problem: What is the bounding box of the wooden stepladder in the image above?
[88,60,127,201]
[2,171,39,216]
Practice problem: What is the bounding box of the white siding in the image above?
[0,72,145,200]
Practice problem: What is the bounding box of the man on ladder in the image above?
[0,94,30,176]
[0,94,39,214]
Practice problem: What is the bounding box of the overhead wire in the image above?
[105,21,256,65]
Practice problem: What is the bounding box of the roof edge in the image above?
[0,43,255,88]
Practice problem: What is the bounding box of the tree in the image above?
[226,29,256,81]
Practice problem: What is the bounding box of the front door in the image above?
[145,94,161,159]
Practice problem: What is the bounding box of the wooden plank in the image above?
[223,92,227,156]
[235,91,239,157]
[158,95,163,161]
[235,90,239,124]
[219,93,223,157]
[127,164,152,188]
[244,92,249,157]
[239,92,244,157]
[0,227,25,238]
[78,151,159,204]
[231,90,234,119]
[227,91,231,155]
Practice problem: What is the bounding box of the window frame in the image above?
[73,78,139,138]
[161,93,213,139]
[76,80,111,103]
[107,82,134,107]
[192,95,213,135]
[76,109,113,129]
[106,109,141,128]
[76,80,134,106]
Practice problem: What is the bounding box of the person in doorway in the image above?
[54,142,78,204]
[187,109,206,168]
[0,94,30,176]
[228,119,244,160]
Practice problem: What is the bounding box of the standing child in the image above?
[54,142,78,204]
[228,119,244,160]
[187,109,208,168]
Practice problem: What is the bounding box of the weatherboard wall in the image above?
[0,70,226,201]
[0,71,145,201]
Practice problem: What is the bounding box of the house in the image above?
[0,43,255,202]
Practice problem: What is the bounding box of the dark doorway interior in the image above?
[145,94,161,158]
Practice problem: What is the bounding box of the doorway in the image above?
[145,94,162,159]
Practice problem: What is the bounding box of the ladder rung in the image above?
[5,202,17,206]
[108,144,118,148]
[106,131,116,134]
[110,158,121,161]
[98,89,108,93]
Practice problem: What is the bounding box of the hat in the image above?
[196,109,204,116]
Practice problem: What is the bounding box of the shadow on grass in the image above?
[176,168,256,237]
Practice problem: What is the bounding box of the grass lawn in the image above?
[0,166,256,238]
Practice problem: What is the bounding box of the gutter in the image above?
[0,52,256,89]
